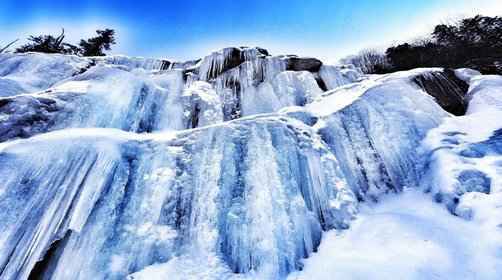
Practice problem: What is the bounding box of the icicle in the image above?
[182,81,224,128]
[95,55,172,71]
[198,48,238,81]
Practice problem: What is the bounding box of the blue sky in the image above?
[1,0,501,62]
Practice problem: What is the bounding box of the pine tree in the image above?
[79,29,116,56]
[15,29,79,55]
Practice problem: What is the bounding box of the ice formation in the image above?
[1,47,502,280]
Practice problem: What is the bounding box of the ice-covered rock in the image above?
[318,65,362,90]
[0,66,187,141]
[92,55,171,71]
[197,47,269,81]
[182,81,223,128]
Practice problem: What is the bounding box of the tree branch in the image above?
[0,39,19,53]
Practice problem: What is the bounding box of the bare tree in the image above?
[340,49,390,74]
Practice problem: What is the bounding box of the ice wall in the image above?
[0,116,357,279]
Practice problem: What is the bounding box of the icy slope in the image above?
[307,70,449,200]
[1,48,500,280]
[276,68,464,201]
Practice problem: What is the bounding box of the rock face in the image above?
[285,56,323,72]
[0,47,500,280]
[413,69,469,115]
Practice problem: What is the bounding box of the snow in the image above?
[127,255,238,280]
[466,75,502,113]
[289,188,502,280]
[306,79,377,116]
[455,68,482,83]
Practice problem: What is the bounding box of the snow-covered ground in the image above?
[289,188,502,280]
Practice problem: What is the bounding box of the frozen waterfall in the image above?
[1,47,500,280]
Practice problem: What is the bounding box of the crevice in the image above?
[28,230,72,280]
[190,103,200,128]
[74,60,96,76]
[314,75,328,92]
